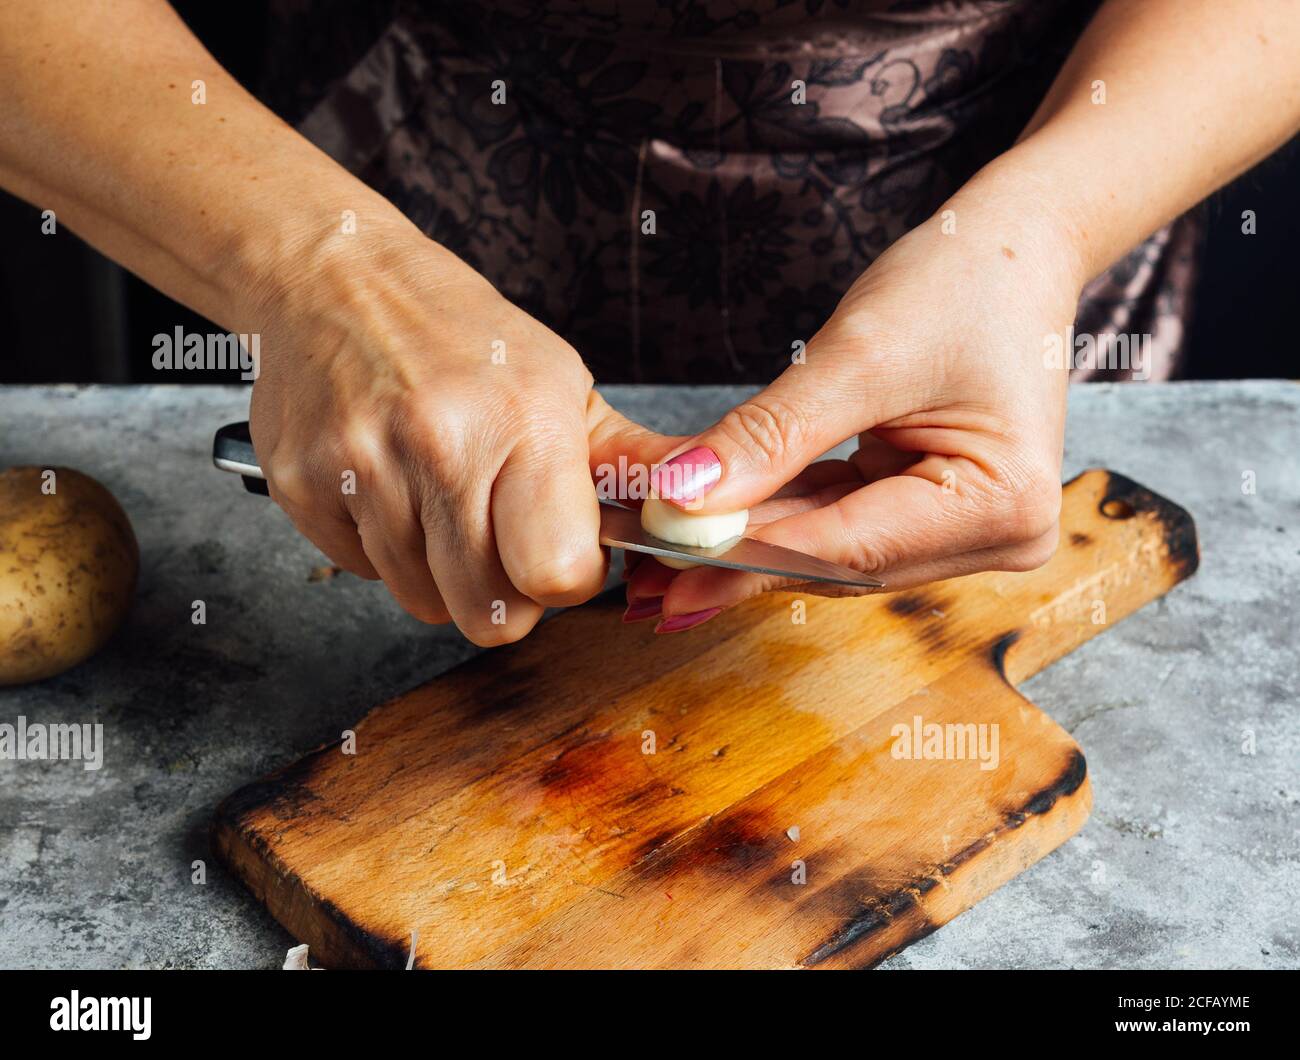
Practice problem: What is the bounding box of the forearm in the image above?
[0,0,445,330]
[999,0,1300,284]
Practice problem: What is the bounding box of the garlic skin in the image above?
[639,498,749,569]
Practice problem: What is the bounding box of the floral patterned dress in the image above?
[263,0,1199,383]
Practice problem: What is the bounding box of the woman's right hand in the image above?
[248,221,665,645]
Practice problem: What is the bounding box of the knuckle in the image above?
[516,552,599,605]
[1017,477,1063,543]
[988,460,1062,543]
[266,457,315,511]
[418,431,471,476]
[405,396,474,470]
[337,419,385,485]
[537,344,593,392]
[849,541,892,577]
[461,619,527,648]
[836,507,892,575]
[457,598,545,646]
[999,528,1060,573]
[574,361,595,392]
[720,398,809,473]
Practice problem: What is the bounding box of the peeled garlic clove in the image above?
[640,498,749,569]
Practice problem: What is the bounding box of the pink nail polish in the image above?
[654,607,723,634]
[650,447,722,502]
[623,596,664,623]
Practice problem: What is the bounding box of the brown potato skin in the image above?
[0,467,139,685]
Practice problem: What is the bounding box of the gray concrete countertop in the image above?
[0,381,1296,969]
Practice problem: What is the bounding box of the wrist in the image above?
[220,185,481,332]
[938,147,1092,300]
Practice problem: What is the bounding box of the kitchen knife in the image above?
[212,422,883,589]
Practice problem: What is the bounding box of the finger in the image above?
[645,477,858,613]
[493,431,608,607]
[749,467,863,525]
[749,447,913,511]
[850,433,926,483]
[645,332,921,513]
[586,390,687,505]
[422,483,545,647]
[286,510,380,580]
[624,471,861,605]
[352,495,451,625]
[625,555,678,603]
[662,526,1060,615]
[265,476,380,580]
[830,526,1060,592]
[658,456,1059,615]
[752,454,1056,571]
[766,458,862,501]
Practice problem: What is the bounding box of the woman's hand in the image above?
[250,222,655,645]
[627,162,1088,628]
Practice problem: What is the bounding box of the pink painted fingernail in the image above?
[623,596,664,623]
[650,447,722,502]
[654,607,724,634]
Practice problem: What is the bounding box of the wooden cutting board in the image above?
[213,469,1198,968]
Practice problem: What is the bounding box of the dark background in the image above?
[1,3,1295,384]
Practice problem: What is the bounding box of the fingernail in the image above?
[654,607,723,634]
[650,447,722,502]
[623,596,664,623]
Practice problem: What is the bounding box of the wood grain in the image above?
[213,469,1198,968]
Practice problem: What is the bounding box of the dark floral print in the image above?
[271,0,1198,383]
[644,178,794,310]
[446,34,660,225]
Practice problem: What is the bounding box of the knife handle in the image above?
[213,422,269,495]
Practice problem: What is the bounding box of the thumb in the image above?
[585,390,687,504]
[649,352,879,513]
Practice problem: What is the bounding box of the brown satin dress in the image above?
[263,0,1200,383]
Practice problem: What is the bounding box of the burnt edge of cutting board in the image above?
[211,468,1198,969]
[212,742,416,968]
[990,468,1200,678]
[799,748,1090,968]
[807,467,1198,967]
[1095,469,1200,581]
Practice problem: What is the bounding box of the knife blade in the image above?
[213,422,883,589]
[596,503,882,588]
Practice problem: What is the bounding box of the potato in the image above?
[0,467,139,685]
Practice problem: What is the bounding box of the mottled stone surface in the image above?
[0,382,1295,969]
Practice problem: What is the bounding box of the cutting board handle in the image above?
[978,469,1198,686]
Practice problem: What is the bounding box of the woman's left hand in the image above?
[626,165,1088,631]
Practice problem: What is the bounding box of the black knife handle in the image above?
[212,422,269,495]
